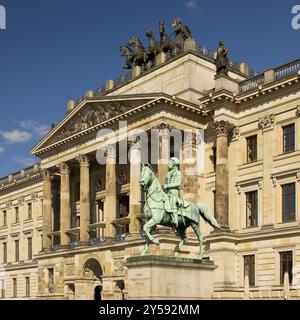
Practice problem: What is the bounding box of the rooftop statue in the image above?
[172,18,192,50]
[215,41,229,76]
[146,28,161,66]
[120,45,135,69]
[128,37,148,67]
[139,159,221,260]
[159,21,179,56]
[120,18,193,68]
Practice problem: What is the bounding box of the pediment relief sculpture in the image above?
[47,102,134,145]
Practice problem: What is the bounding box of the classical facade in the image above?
[1,22,300,300]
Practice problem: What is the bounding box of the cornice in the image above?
[31,95,207,157]
[0,173,42,193]
[200,72,300,107]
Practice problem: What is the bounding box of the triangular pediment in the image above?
[31,94,205,157]
[31,95,163,156]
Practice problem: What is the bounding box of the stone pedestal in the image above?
[127,256,216,300]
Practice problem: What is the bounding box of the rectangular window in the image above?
[246,135,257,162]
[282,183,296,222]
[28,203,32,220]
[246,191,258,227]
[3,242,7,264]
[15,207,19,224]
[280,251,293,285]
[25,277,30,298]
[12,278,17,298]
[28,238,32,260]
[48,268,54,293]
[244,255,255,287]
[1,279,5,298]
[3,210,7,226]
[15,240,19,262]
[283,124,295,154]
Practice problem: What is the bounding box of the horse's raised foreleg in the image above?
[174,228,188,257]
[143,218,160,246]
[191,222,204,261]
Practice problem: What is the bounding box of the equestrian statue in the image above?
[139,158,221,260]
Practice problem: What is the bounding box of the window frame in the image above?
[280,251,293,285]
[14,207,19,224]
[244,255,256,287]
[12,278,17,298]
[27,203,32,221]
[25,277,30,298]
[246,135,258,163]
[3,242,7,264]
[282,183,296,223]
[15,240,19,262]
[28,238,32,261]
[246,191,258,228]
[283,124,295,154]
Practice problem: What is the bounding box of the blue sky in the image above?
[0,0,299,177]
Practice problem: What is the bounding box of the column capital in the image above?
[211,121,234,138]
[57,162,70,175]
[154,123,174,138]
[104,145,117,161]
[258,114,276,133]
[42,170,52,180]
[296,106,300,118]
[128,137,142,151]
[76,154,90,167]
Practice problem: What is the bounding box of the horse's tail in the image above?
[196,203,221,230]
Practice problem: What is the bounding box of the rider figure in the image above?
[163,157,184,228]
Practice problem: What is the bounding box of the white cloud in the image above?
[20,120,50,137]
[185,0,198,9]
[0,146,4,154]
[0,130,33,143]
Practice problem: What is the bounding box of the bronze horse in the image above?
[172,18,192,49]
[128,37,148,67]
[146,28,161,65]
[120,46,135,69]
[159,21,179,56]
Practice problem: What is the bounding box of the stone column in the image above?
[57,163,71,246]
[42,170,52,250]
[76,155,91,243]
[156,124,172,185]
[211,121,233,230]
[258,115,276,227]
[104,146,117,238]
[228,127,240,231]
[129,140,142,235]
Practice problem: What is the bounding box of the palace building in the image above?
[1,20,300,300]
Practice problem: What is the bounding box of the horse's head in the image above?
[120,46,126,56]
[172,18,181,29]
[120,45,133,57]
[139,164,155,189]
[146,28,153,39]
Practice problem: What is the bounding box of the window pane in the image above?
[280,252,293,285]
[246,191,258,227]
[247,136,257,162]
[282,184,296,222]
[244,255,255,287]
[283,125,295,154]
